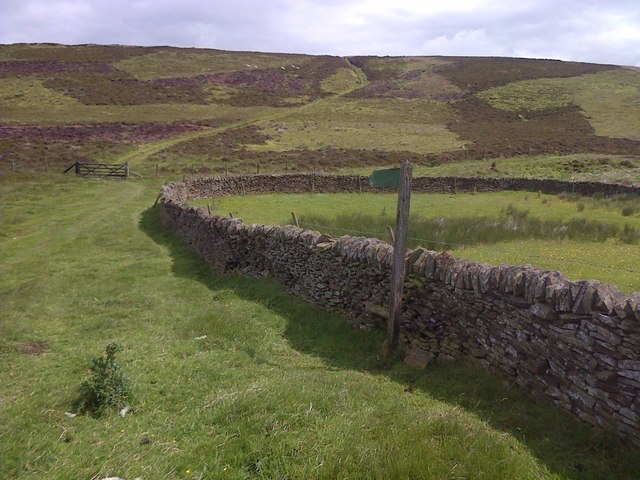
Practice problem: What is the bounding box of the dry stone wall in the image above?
[159,174,640,445]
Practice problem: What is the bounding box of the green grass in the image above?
[203,191,640,292]
[0,100,279,125]
[3,174,640,478]
[0,77,82,110]
[320,66,365,94]
[476,69,640,141]
[250,97,464,153]
[114,50,311,80]
[411,154,640,185]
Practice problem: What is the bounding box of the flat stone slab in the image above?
[404,348,435,369]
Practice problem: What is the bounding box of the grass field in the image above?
[203,191,640,293]
[250,97,464,153]
[3,45,639,175]
[477,69,640,141]
[114,50,311,80]
[3,174,640,479]
[413,154,640,186]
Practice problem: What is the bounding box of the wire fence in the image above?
[297,220,640,276]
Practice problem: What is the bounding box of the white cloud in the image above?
[0,0,639,65]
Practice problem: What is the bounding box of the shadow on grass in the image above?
[139,206,640,480]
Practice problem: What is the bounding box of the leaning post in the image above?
[386,161,412,356]
[368,163,413,357]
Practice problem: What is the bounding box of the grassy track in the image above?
[2,174,640,479]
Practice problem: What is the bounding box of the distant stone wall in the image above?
[171,173,640,201]
[158,174,640,445]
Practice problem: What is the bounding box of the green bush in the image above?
[620,224,639,244]
[621,205,637,217]
[77,342,130,415]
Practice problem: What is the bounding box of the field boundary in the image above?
[158,173,640,445]
[63,160,129,179]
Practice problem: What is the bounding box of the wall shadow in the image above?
[139,206,640,480]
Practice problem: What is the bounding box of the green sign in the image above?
[369,168,400,187]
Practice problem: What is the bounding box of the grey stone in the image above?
[530,303,558,321]
[404,348,435,369]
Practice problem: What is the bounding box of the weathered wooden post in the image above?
[291,211,299,227]
[387,161,412,355]
[155,163,159,177]
[369,162,413,357]
[125,161,129,180]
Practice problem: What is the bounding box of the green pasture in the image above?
[114,50,311,80]
[413,154,640,186]
[251,97,464,153]
[476,69,640,141]
[325,154,640,186]
[203,191,640,293]
[3,174,640,479]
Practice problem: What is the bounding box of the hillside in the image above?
[1,43,639,180]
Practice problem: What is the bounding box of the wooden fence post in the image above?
[386,225,395,244]
[291,211,299,227]
[155,164,159,177]
[125,161,129,180]
[385,160,412,357]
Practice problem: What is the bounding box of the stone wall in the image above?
[158,174,640,445]
[170,173,640,201]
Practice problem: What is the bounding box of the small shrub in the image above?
[620,224,639,244]
[77,342,130,415]
[621,206,637,217]
[577,202,585,212]
[503,204,529,219]
[558,191,580,202]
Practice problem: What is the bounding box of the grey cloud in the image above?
[0,0,638,66]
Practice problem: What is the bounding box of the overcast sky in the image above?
[1,0,639,66]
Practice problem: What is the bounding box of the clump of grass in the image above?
[577,202,585,212]
[76,342,130,416]
[620,224,639,244]
[622,205,638,217]
[503,204,529,219]
[300,207,624,250]
[558,191,580,202]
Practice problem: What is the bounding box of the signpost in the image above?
[369,162,413,357]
